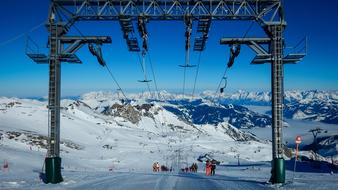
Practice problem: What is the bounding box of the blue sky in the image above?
[0,0,337,97]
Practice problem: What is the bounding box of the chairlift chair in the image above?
[227,44,241,68]
[179,14,196,68]
[178,64,196,68]
[138,79,152,83]
[88,43,106,66]
[138,49,152,83]
[220,76,228,93]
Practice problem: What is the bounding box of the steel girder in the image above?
[51,0,284,30]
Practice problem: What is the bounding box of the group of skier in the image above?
[152,160,216,176]
[152,162,174,172]
[181,163,198,173]
[205,160,217,176]
[190,163,198,172]
[152,162,160,172]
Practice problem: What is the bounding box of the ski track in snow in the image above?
[0,171,269,190]
[2,169,337,190]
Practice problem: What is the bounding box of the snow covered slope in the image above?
[0,95,272,172]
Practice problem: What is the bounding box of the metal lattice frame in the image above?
[52,0,284,28]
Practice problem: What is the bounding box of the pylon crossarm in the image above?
[59,36,112,44]
[61,36,111,55]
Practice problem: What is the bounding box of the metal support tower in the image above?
[28,11,112,185]
[26,0,306,185]
[267,23,286,183]
[45,20,64,183]
[220,23,305,183]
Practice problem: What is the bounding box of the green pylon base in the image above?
[45,157,63,184]
[269,158,285,184]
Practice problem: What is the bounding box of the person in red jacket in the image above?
[3,160,9,172]
[205,160,212,176]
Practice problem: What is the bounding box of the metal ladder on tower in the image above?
[269,23,285,184]
[48,23,58,157]
[273,24,283,157]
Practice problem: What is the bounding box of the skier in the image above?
[211,160,216,176]
[156,162,160,172]
[152,162,156,172]
[3,160,9,172]
[190,163,197,172]
[205,160,211,176]
[193,163,198,172]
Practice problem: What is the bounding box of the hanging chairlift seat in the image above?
[230,44,241,57]
[180,22,196,67]
[178,64,196,68]
[88,44,106,66]
[227,44,241,68]
[138,79,152,83]
[220,76,227,93]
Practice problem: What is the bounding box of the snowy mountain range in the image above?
[201,90,338,125]
[162,99,271,129]
[80,89,338,125]
[77,91,273,129]
[202,90,338,105]
[83,92,274,129]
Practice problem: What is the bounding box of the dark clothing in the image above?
[211,164,216,175]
